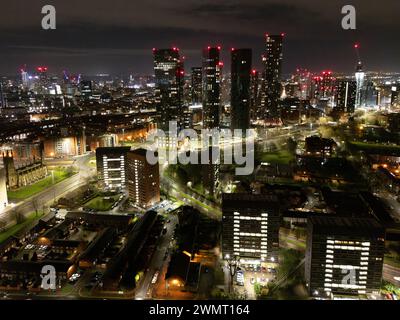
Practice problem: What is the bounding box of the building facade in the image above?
[96,146,131,191]
[202,47,222,129]
[2,149,47,189]
[231,48,252,132]
[126,148,160,208]
[153,48,184,132]
[191,67,203,105]
[261,34,283,118]
[305,216,385,297]
[0,167,8,211]
[222,193,280,263]
[336,80,357,114]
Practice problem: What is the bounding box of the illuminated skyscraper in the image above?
[222,193,280,263]
[354,44,366,108]
[0,168,8,211]
[230,48,252,131]
[305,216,384,297]
[355,61,365,108]
[80,80,92,100]
[191,67,202,105]
[153,48,184,132]
[96,147,131,191]
[250,69,259,121]
[202,46,222,129]
[20,68,29,89]
[312,71,336,100]
[336,80,356,113]
[127,148,160,208]
[261,34,284,118]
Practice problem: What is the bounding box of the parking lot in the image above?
[234,264,277,299]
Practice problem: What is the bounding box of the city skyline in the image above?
[0,0,400,306]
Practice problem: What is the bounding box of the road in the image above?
[161,175,221,220]
[135,213,178,299]
[383,264,400,286]
[0,153,95,226]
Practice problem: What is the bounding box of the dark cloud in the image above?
[0,0,399,75]
[187,1,321,24]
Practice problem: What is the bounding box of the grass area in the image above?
[84,195,120,211]
[256,150,294,164]
[88,156,97,168]
[0,211,44,244]
[384,255,400,268]
[384,241,400,268]
[349,141,400,155]
[8,168,75,200]
[267,249,307,300]
[285,238,306,250]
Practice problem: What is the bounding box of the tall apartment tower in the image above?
[191,67,203,105]
[305,216,385,298]
[336,80,357,114]
[261,34,284,118]
[202,46,222,130]
[0,167,8,211]
[250,69,259,121]
[96,147,131,191]
[355,61,365,108]
[230,48,252,132]
[126,148,160,209]
[153,48,184,132]
[0,81,6,109]
[222,193,280,263]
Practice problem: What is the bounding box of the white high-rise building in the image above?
[355,61,365,108]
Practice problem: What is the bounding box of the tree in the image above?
[286,137,297,155]
[12,209,24,224]
[32,198,41,217]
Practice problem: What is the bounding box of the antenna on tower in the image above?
[353,43,363,72]
[354,43,362,62]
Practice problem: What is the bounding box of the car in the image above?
[250,277,255,284]
[151,272,159,284]
[236,272,244,286]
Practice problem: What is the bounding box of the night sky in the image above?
[0,0,398,76]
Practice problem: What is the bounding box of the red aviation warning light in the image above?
[37,66,48,72]
[217,45,221,50]
[281,32,286,37]
[218,61,224,67]
[252,69,257,75]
